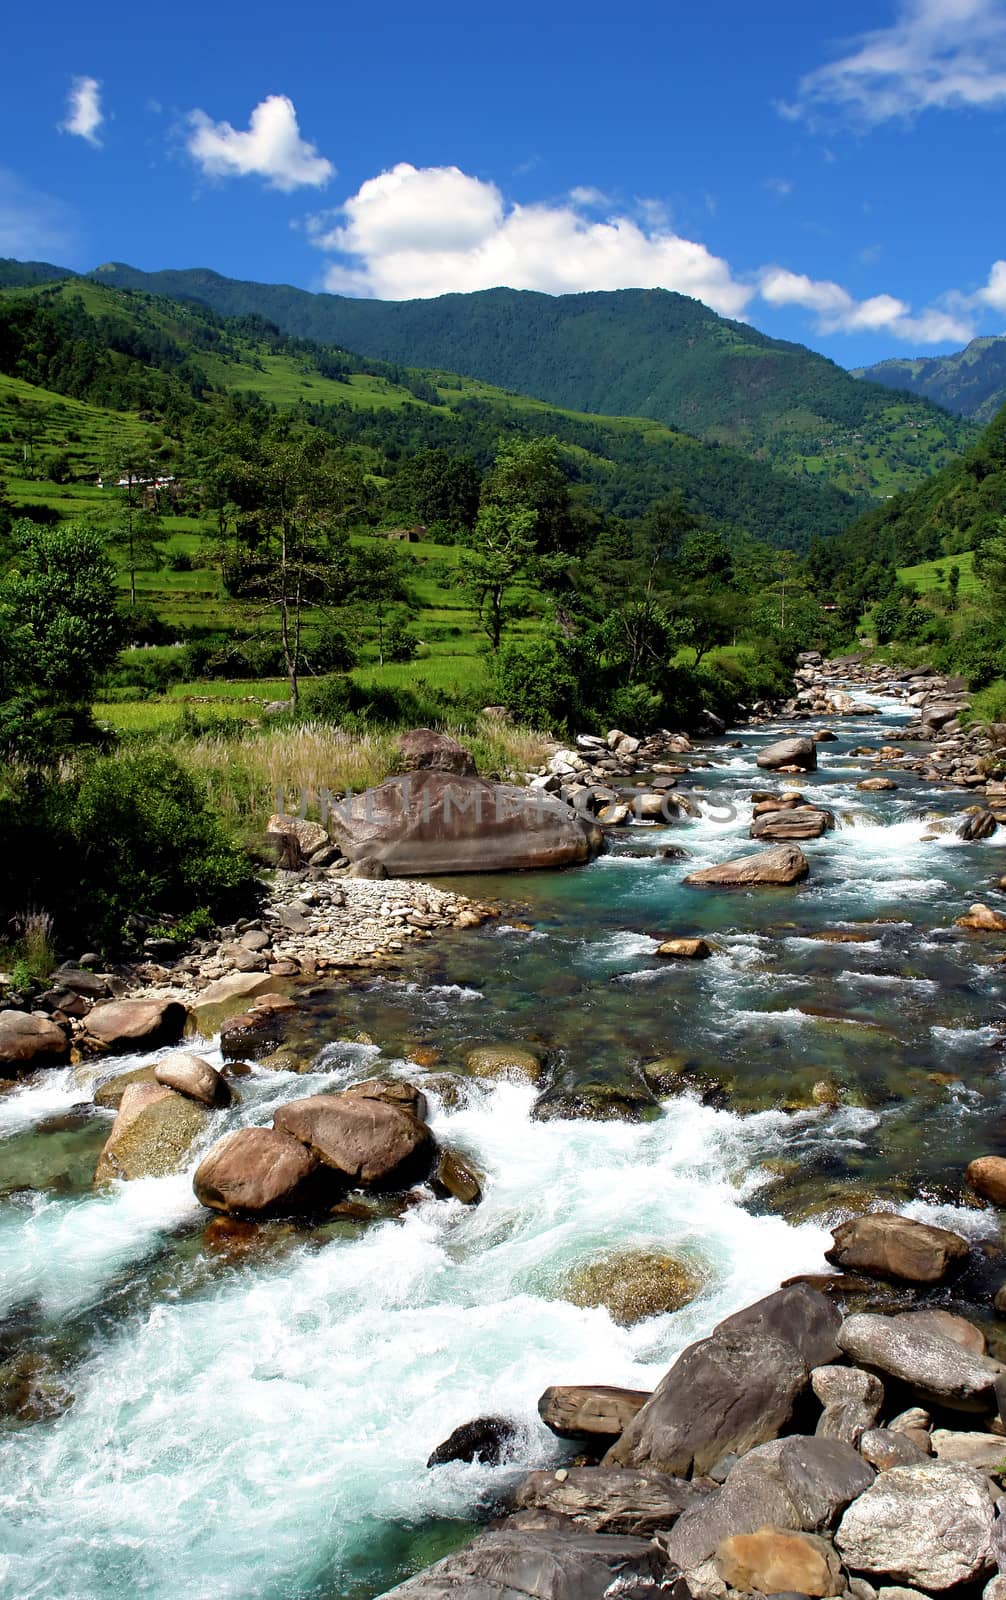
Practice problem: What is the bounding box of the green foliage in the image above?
[459,503,538,650]
[492,636,584,731]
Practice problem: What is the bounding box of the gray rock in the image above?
[513,1468,708,1536]
[377,1525,674,1598]
[756,737,818,772]
[664,1434,874,1574]
[812,1365,883,1447]
[537,1384,651,1441]
[931,1429,1006,1470]
[836,1462,997,1590]
[859,1428,930,1470]
[838,1312,1005,1412]
[606,1285,841,1476]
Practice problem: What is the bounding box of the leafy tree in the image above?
[388,449,481,531]
[350,541,411,666]
[481,436,574,553]
[103,456,166,606]
[459,504,537,651]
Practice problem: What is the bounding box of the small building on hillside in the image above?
[383,526,427,543]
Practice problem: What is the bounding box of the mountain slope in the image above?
[88,263,976,500]
[0,277,861,549]
[856,337,1006,425]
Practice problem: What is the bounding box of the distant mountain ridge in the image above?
[856,337,1006,425]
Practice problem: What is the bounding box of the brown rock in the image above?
[465,1044,543,1082]
[513,1467,706,1536]
[655,938,713,959]
[93,1064,159,1108]
[193,1126,329,1215]
[265,814,329,867]
[967,1156,1006,1205]
[826,1213,969,1284]
[188,972,286,1035]
[273,1092,434,1189]
[0,1010,69,1070]
[94,1083,209,1183]
[902,1308,987,1356]
[84,998,186,1054]
[219,995,298,1061]
[858,777,898,792]
[397,728,477,777]
[341,1077,428,1120]
[750,807,833,841]
[957,904,1006,932]
[154,1052,232,1108]
[538,1384,651,1441]
[684,844,810,887]
[717,1527,844,1598]
[430,1148,482,1204]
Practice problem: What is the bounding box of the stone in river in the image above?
[188,972,285,1035]
[273,1091,435,1190]
[967,1155,1006,1205]
[513,1466,707,1536]
[902,1307,987,1355]
[154,1052,231,1108]
[340,1077,428,1120]
[858,777,898,791]
[426,1414,518,1467]
[538,1384,651,1441]
[684,844,809,887]
[826,1213,969,1283]
[0,1010,69,1070]
[377,1526,674,1599]
[655,937,713,958]
[605,1284,840,1476]
[750,806,833,841]
[93,1064,159,1108]
[561,1250,705,1325]
[94,1082,209,1183]
[837,1312,1005,1411]
[193,1126,332,1215]
[465,1043,543,1082]
[716,1527,844,1598]
[327,769,602,875]
[219,995,297,1061]
[956,903,1006,932]
[83,998,186,1054]
[429,1147,482,1204]
[756,736,818,772]
[835,1463,997,1591]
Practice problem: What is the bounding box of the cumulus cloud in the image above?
[308,161,752,315]
[186,94,334,191]
[759,265,974,342]
[60,75,103,146]
[976,259,1006,312]
[783,0,1006,125]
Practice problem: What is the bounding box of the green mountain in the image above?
[85,263,976,501]
[856,337,1006,425]
[0,257,77,289]
[0,275,860,550]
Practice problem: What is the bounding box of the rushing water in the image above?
[3,692,1006,1599]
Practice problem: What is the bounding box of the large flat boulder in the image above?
[605,1284,841,1476]
[826,1213,969,1283]
[538,1384,651,1442]
[273,1092,434,1189]
[327,770,602,876]
[94,1082,209,1183]
[377,1526,673,1599]
[513,1467,708,1536]
[193,1126,332,1215]
[756,737,818,772]
[836,1463,997,1590]
[83,998,187,1054]
[0,1010,69,1070]
[684,844,809,887]
[665,1434,873,1575]
[837,1312,1005,1412]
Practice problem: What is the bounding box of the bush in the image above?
[938,620,1006,689]
[493,637,582,732]
[310,621,358,673]
[167,551,193,572]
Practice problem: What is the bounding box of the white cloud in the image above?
[976,259,1006,312]
[759,265,974,342]
[0,168,75,259]
[309,161,752,315]
[60,75,103,146]
[186,94,334,191]
[764,177,794,198]
[784,0,1006,125]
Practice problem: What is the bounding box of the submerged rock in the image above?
[561,1250,705,1326]
[465,1043,543,1083]
[94,1082,209,1183]
[532,1070,658,1123]
[836,1463,997,1590]
[684,844,810,887]
[188,972,287,1035]
[537,1384,651,1442]
[219,995,298,1061]
[426,1414,518,1468]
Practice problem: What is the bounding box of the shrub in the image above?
[493,637,582,732]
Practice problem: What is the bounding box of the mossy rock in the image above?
[561,1250,706,1326]
[94,1085,210,1183]
[532,1070,659,1123]
[642,1056,732,1108]
[465,1044,544,1083]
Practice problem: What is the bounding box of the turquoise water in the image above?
[2,694,1006,1599]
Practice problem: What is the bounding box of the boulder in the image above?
[532,1070,658,1123]
[397,728,477,778]
[465,1044,543,1083]
[605,1284,841,1476]
[561,1250,705,1326]
[837,1312,1005,1411]
[930,1429,1006,1470]
[826,1213,969,1283]
[513,1468,707,1536]
[750,807,833,841]
[538,1384,651,1442]
[154,1052,231,1108]
[968,1156,1006,1205]
[957,904,1006,932]
[193,1126,330,1215]
[265,814,329,867]
[188,972,284,1035]
[273,1092,434,1190]
[664,1434,873,1574]
[858,777,898,792]
[429,1148,482,1205]
[94,1083,209,1183]
[93,1064,159,1108]
[904,1308,987,1355]
[0,1010,69,1070]
[219,995,297,1061]
[655,938,713,959]
[426,1415,518,1468]
[860,1428,930,1470]
[83,999,186,1054]
[327,770,602,876]
[756,737,818,772]
[341,1077,428,1120]
[716,1527,844,1598]
[835,1463,997,1590]
[811,1365,883,1446]
[684,845,809,888]
[377,1526,673,1599]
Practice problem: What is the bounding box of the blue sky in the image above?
[3,0,1006,366]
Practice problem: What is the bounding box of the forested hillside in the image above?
[857,337,1006,425]
[81,263,976,500]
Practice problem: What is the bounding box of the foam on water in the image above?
[0,1083,832,1600]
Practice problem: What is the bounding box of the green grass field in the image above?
[897,549,985,598]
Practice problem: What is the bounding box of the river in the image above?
[2,690,1005,1599]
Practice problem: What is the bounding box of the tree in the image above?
[0,522,122,756]
[481,436,574,553]
[350,541,411,666]
[459,504,537,651]
[388,449,481,532]
[104,456,166,607]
